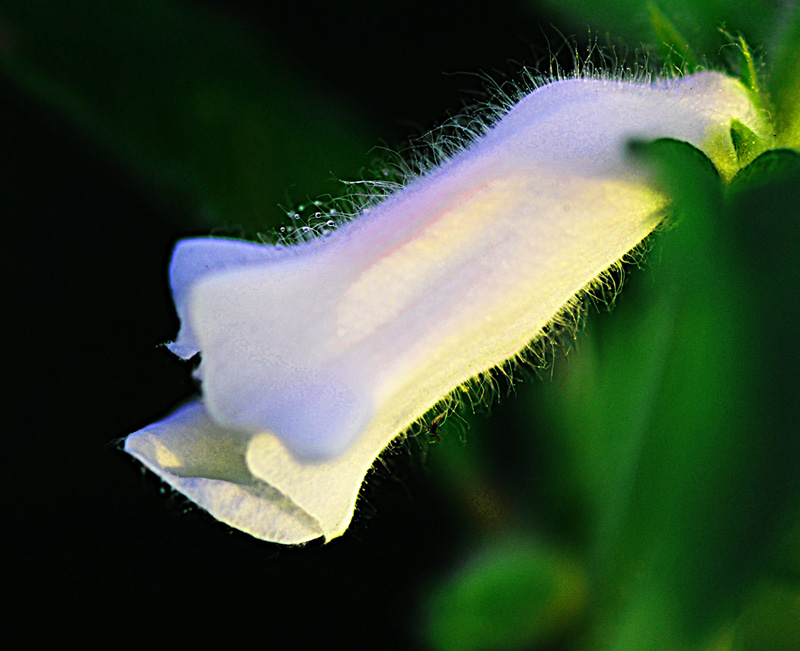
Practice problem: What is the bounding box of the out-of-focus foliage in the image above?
[646,3,700,72]
[423,536,586,651]
[732,580,800,651]
[536,0,780,66]
[768,5,800,147]
[0,0,373,236]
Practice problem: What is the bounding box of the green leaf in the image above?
[423,537,586,651]
[0,0,374,236]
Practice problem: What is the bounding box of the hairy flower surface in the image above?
[126,71,763,544]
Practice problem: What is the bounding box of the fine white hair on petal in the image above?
[128,70,765,543]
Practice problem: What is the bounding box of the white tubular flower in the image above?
[126,71,763,545]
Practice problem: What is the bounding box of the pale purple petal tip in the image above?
[167,237,283,359]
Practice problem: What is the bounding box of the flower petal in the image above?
[167,238,284,359]
[125,400,323,543]
[244,419,397,542]
[188,71,763,464]
[128,71,765,544]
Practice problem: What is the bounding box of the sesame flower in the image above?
[126,71,763,544]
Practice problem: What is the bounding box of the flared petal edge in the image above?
[124,400,324,544]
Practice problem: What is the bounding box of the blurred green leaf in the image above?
[534,142,800,650]
[423,536,586,651]
[0,0,374,235]
[772,503,800,585]
[767,4,800,148]
[535,0,777,67]
[732,580,800,651]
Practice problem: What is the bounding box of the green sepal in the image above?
[730,118,768,168]
[736,35,765,112]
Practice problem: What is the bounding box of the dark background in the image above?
[2,1,572,642]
